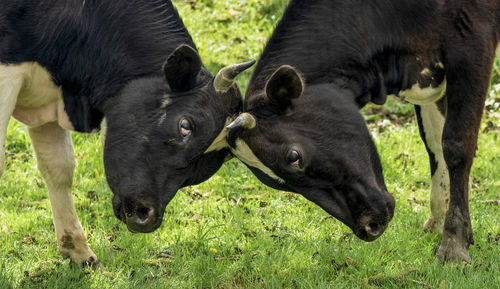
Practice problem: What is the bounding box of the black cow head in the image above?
[103,45,254,233]
[227,65,395,241]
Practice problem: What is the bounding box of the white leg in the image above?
[418,103,449,233]
[28,121,101,268]
[100,117,107,147]
[0,77,22,177]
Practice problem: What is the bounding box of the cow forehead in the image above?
[230,138,284,183]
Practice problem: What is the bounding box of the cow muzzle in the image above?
[354,190,395,241]
[112,194,161,233]
[355,216,388,241]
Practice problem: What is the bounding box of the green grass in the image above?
[1,0,499,288]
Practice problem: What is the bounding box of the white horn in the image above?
[227,113,256,130]
[214,60,256,92]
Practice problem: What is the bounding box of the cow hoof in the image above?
[60,248,103,270]
[67,255,104,270]
[436,235,471,263]
[425,215,448,235]
[81,256,104,270]
[423,217,436,232]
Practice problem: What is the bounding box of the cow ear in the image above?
[163,44,202,92]
[265,65,304,110]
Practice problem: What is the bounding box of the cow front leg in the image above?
[28,121,101,268]
[100,118,107,147]
[439,119,476,263]
[437,48,493,262]
[415,101,449,233]
[0,77,22,177]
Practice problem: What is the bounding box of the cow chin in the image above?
[126,215,163,234]
[300,188,358,236]
[301,187,393,242]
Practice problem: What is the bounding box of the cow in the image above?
[0,0,253,268]
[226,0,499,262]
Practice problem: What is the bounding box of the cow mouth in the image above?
[125,216,163,233]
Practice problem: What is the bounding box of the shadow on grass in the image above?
[17,262,95,289]
[114,234,418,288]
[0,271,13,289]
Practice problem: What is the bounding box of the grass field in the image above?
[1,0,499,288]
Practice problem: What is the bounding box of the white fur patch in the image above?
[0,62,74,130]
[100,118,108,147]
[204,120,284,184]
[399,65,446,105]
[420,102,449,233]
[420,68,432,77]
[230,139,284,183]
[0,76,22,176]
[204,118,232,153]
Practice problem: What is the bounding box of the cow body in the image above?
[0,0,250,267]
[228,0,499,261]
[0,0,196,132]
[3,63,72,129]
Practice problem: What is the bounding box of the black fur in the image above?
[1,0,246,233]
[0,0,194,131]
[233,0,499,257]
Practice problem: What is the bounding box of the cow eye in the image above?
[179,118,192,137]
[287,149,301,166]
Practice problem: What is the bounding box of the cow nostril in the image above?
[365,222,381,237]
[133,204,155,224]
[137,207,152,222]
